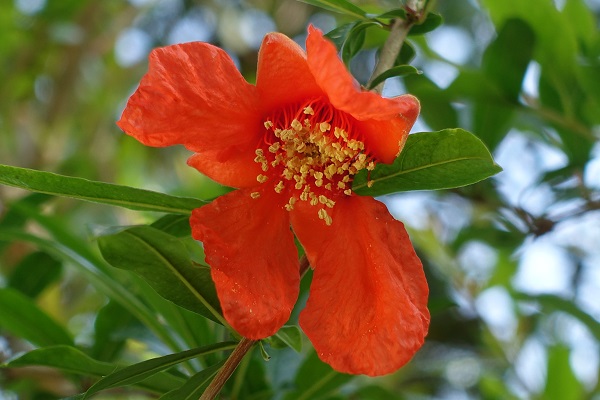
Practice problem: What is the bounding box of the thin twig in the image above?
[199,255,310,400]
[199,337,256,400]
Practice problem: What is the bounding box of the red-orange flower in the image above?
[118,26,429,376]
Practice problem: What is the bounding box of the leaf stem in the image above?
[199,337,256,400]
[199,255,310,400]
[368,18,413,94]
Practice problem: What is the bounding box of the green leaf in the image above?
[92,301,137,362]
[0,287,73,347]
[159,361,225,400]
[285,350,352,400]
[408,12,443,35]
[151,214,192,237]
[0,164,204,214]
[353,129,502,196]
[396,40,416,65]
[367,65,421,89]
[298,0,368,20]
[341,23,367,65]
[325,22,357,51]
[268,325,303,352]
[404,74,458,130]
[84,342,237,399]
[543,345,584,400]
[97,225,226,325]
[515,293,600,342]
[2,345,185,394]
[376,8,407,20]
[482,18,535,101]
[7,251,62,298]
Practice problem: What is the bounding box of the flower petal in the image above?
[191,187,300,339]
[290,196,429,376]
[117,42,261,154]
[354,100,419,163]
[305,26,420,162]
[187,148,262,188]
[256,32,323,114]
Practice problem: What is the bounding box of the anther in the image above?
[257,174,268,183]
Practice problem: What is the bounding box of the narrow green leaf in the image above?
[515,293,600,342]
[92,301,136,362]
[97,225,226,326]
[159,361,225,400]
[408,12,443,35]
[2,345,185,394]
[325,22,357,51]
[84,342,237,399]
[285,351,352,400]
[396,40,416,65]
[341,24,367,64]
[0,228,185,357]
[268,325,303,352]
[0,164,204,214]
[0,287,73,347]
[7,251,62,298]
[353,129,502,196]
[151,214,192,237]
[376,8,407,20]
[404,74,458,130]
[367,65,421,89]
[543,345,584,400]
[298,0,368,20]
[472,18,535,150]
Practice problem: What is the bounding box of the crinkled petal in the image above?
[187,148,262,188]
[354,101,418,163]
[290,196,429,376]
[257,32,323,114]
[305,26,420,162]
[117,41,261,155]
[191,187,300,339]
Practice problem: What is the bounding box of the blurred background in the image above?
[1,0,599,399]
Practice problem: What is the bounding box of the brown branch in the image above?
[199,255,310,400]
[199,337,256,400]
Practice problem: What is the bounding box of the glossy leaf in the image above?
[97,225,226,325]
[2,345,184,394]
[84,342,237,399]
[353,129,502,196]
[159,361,225,400]
[408,12,443,35]
[0,164,204,214]
[0,287,73,347]
[285,350,352,400]
[325,22,357,51]
[376,8,407,20]
[268,325,303,352]
[298,0,368,20]
[7,251,62,298]
[367,65,421,89]
[151,214,192,237]
[397,40,416,65]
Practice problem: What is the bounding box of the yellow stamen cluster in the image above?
[252,105,374,226]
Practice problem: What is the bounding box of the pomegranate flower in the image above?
[118,26,429,376]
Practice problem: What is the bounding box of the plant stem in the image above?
[368,17,413,94]
[199,337,256,400]
[199,255,310,400]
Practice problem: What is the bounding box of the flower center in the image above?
[252,100,375,225]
